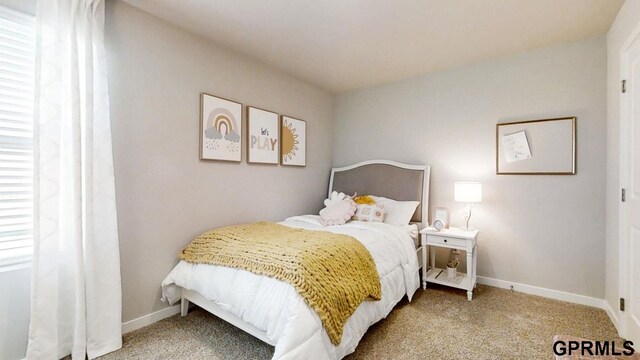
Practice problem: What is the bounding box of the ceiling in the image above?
[123,0,624,93]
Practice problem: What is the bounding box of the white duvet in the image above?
[161,215,420,360]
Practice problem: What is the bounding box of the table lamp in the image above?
[454,182,482,230]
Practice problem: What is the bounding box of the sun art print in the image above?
[200,93,242,162]
[281,116,306,166]
[281,119,299,161]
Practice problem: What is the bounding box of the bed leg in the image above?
[181,297,189,316]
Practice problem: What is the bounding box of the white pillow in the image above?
[370,196,419,226]
[402,223,419,240]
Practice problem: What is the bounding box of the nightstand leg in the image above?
[430,246,436,272]
[473,244,478,289]
[466,250,473,301]
[422,244,427,290]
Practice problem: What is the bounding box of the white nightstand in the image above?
[420,227,479,300]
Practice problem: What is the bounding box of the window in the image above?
[0,5,35,267]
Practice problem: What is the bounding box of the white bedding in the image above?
[161,215,420,360]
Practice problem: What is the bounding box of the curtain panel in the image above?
[27,0,122,358]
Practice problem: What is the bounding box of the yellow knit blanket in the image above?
[179,222,381,345]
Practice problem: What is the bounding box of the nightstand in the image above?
[420,227,479,300]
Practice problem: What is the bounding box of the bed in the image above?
[161,160,431,359]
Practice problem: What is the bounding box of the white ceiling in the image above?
[123,0,624,93]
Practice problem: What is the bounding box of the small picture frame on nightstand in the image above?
[433,207,449,229]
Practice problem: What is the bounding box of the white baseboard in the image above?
[122,304,181,334]
[603,299,620,331]
[477,276,604,309]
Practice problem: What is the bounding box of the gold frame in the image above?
[199,92,243,163]
[496,116,576,175]
[280,115,307,167]
[246,105,280,165]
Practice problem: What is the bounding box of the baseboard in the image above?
[603,299,620,331]
[477,276,604,309]
[121,304,181,334]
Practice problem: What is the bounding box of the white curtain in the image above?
[27,0,122,359]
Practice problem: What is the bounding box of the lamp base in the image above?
[462,204,475,231]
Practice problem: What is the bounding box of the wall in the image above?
[334,37,607,299]
[105,1,334,322]
[605,0,640,328]
[0,267,31,360]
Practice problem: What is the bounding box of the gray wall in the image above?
[106,1,334,322]
[605,0,640,324]
[333,37,607,298]
[0,267,30,360]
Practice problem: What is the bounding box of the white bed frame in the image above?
[180,159,431,347]
[181,288,276,345]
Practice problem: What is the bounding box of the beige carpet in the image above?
[99,285,621,359]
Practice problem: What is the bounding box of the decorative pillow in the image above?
[353,195,376,205]
[369,196,420,226]
[352,204,384,222]
[319,191,357,226]
[323,191,349,207]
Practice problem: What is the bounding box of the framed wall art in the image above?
[281,115,306,167]
[247,106,280,164]
[496,117,576,175]
[200,93,243,162]
[433,207,449,230]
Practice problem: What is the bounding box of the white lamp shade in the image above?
[454,182,482,203]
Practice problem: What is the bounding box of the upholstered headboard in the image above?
[328,160,431,227]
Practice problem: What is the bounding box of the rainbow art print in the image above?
[200,93,243,162]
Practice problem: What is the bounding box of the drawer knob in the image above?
[444,239,448,242]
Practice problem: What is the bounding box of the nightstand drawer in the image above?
[427,234,467,248]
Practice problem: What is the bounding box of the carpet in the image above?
[98,285,622,359]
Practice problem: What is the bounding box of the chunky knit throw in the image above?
[179,222,381,345]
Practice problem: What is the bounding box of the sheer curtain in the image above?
[27,0,122,359]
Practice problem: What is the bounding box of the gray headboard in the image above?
[328,160,431,227]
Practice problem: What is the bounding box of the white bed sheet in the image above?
[161,215,420,360]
